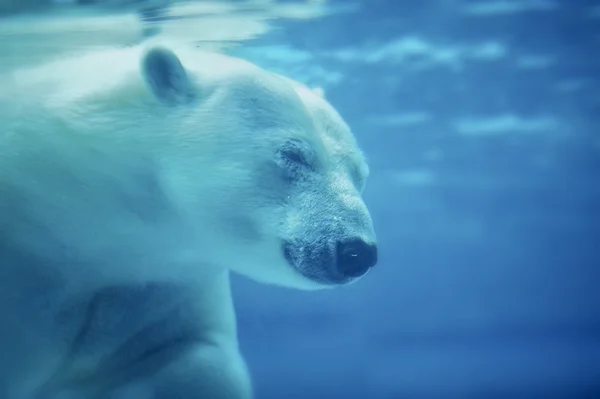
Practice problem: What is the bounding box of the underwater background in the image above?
[2,0,599,398]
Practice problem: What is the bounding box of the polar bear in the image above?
[0,42,378,398]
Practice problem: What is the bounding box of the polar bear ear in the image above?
[141,47,196,105]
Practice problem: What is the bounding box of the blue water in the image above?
[2,0,600,398]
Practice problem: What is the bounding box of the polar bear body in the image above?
[0,42,377,398]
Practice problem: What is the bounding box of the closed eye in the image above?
[280,143,312,169]
[277,139,316,174]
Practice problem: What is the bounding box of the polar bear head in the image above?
[140,46,377,290]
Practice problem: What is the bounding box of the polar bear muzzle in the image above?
[282,236,378,285]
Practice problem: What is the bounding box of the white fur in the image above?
[0,40,375,398]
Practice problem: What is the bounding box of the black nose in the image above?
[336,238,378,278]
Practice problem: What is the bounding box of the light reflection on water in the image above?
[0,0,355,71]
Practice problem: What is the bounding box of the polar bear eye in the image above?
[277,139,315,177]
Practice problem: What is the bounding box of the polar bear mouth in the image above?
[282,238,377,285]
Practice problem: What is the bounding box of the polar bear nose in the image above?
[336,238,378,278]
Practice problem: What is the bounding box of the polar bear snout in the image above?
[336,238,378,278]
[282,235,377,285]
